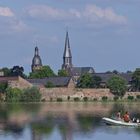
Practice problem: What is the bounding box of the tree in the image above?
[132,68,140,91]
[107,76,127,97]
[45,81,54,88]
[0,82,8,93]
[77,73,94,88]
[29,65,55,79]
[58,69,69,77]
[5,87,22,102]
[112,70,119,74]
[92,75,102,88]
[11,66,26,77]
[21,87,41,102]
[1,67,11,76]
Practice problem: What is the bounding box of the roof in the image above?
[0,76,19,83]
[27,77,72,87]
[70,67,95,76]
[94,73,132,84]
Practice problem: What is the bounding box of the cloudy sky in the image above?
[0,0,140,74]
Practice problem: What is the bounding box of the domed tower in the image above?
[31,46,42,72]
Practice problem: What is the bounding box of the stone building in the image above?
[31,46,43,72]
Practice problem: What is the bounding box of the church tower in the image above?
[31,46,42,72]
[62,31,73,70]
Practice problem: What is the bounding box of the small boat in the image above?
[102,117,140,127]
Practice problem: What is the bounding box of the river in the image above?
[0,102,140,140]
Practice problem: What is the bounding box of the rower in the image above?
[123,111,130,122]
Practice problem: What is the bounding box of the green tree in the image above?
[29,65,55,79]
[58,69,69,77]
[132,68,140,91]
[21,87,41,102]
[45,81,54,88]
[107,76,127,97]
[92,75,102,88]
[0,82,8,93]
[77,73,94,88]
[5,87,22,102]
[1,67,11,76]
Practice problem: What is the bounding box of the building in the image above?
[62,31,95,79]
[31,46,43,72]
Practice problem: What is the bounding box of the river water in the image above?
[0,102,140,140]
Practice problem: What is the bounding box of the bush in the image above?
[93,98,97,101]
[21,87,41,102]
[102,96,108,101]
[57,98,63,102]
[83,97,88,101]
[0,82,8,93]
[74,97,80,102]
[45,82,54,88]
[67,96,70,101]
[114,96,119,101]
[5,87,22,102]
[127,95,134,101]
[136,95,140,100]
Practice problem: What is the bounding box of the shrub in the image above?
[0,82,8,93]
[45,82,54,88]
[57,98,63,102]
[74,97,80,102]
[67,96,70,101]
[127,95,134,101]
[83,97,88,101]
[136,95,140,100]
[114,96,119,101]
[102,96,108,101]
[21,87,41,102]
[93,98,97,101]
[5,87,22,102]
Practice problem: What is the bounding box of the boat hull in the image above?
[102,117,140,127]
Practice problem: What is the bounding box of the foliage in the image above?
[56,98,63,102]
[83,97,88,101]
[21,87,41,102]
[74,97,80,101]
[127,96,134,101]
[93,98,97,101]
[1,67,11,76]
[29,65,55,79]
[112,70,119,74]
[5,87,22,102]
[102,96,108,101]
[77,73,94,88]
[107,76,127,97]
[11,66,26,77]
[136,95,140,100]
[92,75,102,88]
[45,81,54,88]
[67,96,70,101]
[113,96,119,101]
[58,69,69,77]
[0,82,8,93]
[132,68,140,91]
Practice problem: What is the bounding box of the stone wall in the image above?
[40,87,114,101]
[8,76,32,89]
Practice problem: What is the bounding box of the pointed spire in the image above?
[62,30,73,70]
[35,46,39,56]
[63,31,72,58]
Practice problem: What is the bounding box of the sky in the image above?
[0,0,140,74]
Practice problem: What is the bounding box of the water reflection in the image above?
[0,102,140,140]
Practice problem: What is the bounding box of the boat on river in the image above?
[102,117,140,127]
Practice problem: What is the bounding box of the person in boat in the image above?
[116,111,121,120]
[123,111,130,122]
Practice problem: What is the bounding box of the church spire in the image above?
[31,46,42,72]
[62,31,73,70]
